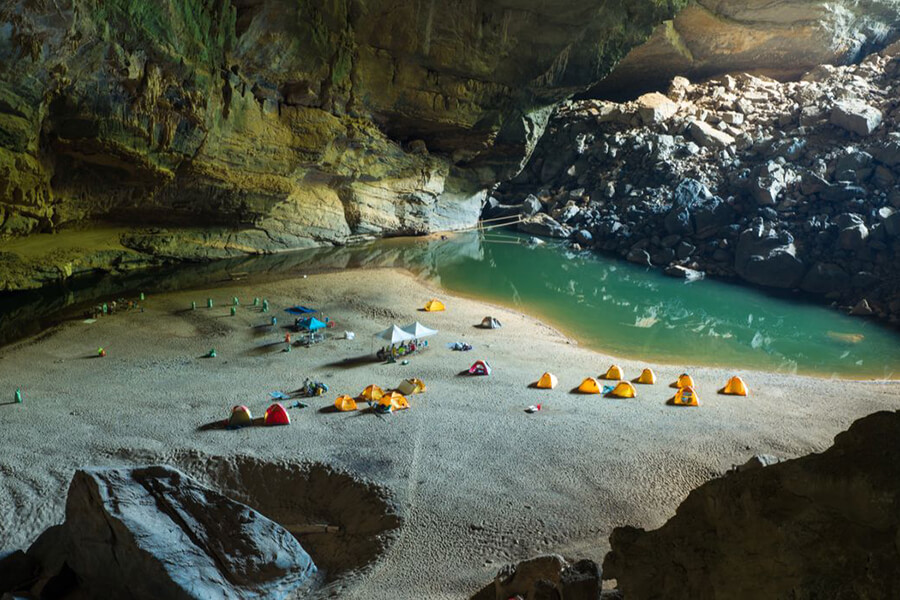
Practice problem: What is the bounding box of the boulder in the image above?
[604,410,900,600]
[520,195,543,217]
[830,100,883,136]
[734,221,805,289]
[484,554,601,600]
[626,248,652,266]
[850,298,875,316]
[37,466,317,600]
[884,211,900,237]
[664,179,733,237]
[688,120,735,148]
[518,214,571,239]
[800,262,849,295]
[636,92,678,124]
[838,223,869,250]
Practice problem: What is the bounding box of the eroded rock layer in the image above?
[0,0,683,276]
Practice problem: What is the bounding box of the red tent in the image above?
[468,360,492,376]
[264,403,291,426]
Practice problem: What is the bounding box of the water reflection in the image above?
[1,230,898,378]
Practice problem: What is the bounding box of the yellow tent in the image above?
[672,373,695,389]
[334,395,358,412]
[535,372,558,389]
[397,378,426,396]
[672,386,699,406]
[720,376,749,396]
[603,365,624,380]
[577,377,602,394]
[635,368,656,385]
[360,384,384,401]
[379,391,410,411]
[607,381,637,398]
[227,405,253,428]
[424,298,445,312]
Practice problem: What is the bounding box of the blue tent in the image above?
[298,317,326,331]
[285,306,317,315]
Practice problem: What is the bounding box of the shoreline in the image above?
[1,267,898,598]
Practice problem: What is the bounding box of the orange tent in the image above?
[227,405,253,428]
[379,391,410,411]
[264,403,291,426]
[720,376,749,396]
[602,365,624,380]
[607,381,637,398]
[535,372,558,389]
[634,368,656,385]
[334,395,358,412]
[577,377,602,394]
[672,373,695,389]
[672,386,699,407]
[361,385,385,401]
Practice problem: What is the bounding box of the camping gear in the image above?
[401,322,438,339]
[334,395,358,412]
[207,298,213,308]
[602,365,624,380]
[264,403,291,425]
[207,348,217,358]
[525,404,542,413]
[298,379,328,397]
[672,386,699,406]
[479,316,502,329]
[14,388,22,403]
[344,331,355,340]
[379,392,410,411]
[635,368,656,384]
[297,317,326,331]
[374,325,415,345]
[97,347,106,357]
[227,405,252,428]
[608,381,637,398]
[535,372,558,389]
[285,306,316,315]
[423,299,445,312]
[468,360,492,376]
[577,377,602,394]
[269,391,291,400]
[284,345,292,353]
[720,376,749,396]
[290,401,308,409]
[673,373,695,389]
[397,378,426,395]
[447,342,473,351]
[361,385,385,401]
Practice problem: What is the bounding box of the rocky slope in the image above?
[592,0,900,100]
[604,410,900,599]
[494,41,900,323]
[0,0,686,288]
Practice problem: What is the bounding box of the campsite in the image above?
[2,267,898,599]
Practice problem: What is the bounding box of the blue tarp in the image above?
[285,306,317,315]
[298,317,327,331]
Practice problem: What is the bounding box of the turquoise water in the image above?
[3,230,899,378]
[422,232,900,379]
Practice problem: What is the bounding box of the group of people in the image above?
[377,339,428,362]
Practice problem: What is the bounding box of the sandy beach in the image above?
[1,267,899,599]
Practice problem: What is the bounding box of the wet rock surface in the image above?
[498,42,900,323]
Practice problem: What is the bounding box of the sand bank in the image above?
[1,268,898,598]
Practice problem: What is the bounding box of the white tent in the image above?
[401,321,438,339]
[374,324,415,345]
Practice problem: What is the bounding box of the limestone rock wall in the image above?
[591,0,900,99]
[0,0,683,264]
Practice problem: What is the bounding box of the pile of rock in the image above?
[493,42,900,323]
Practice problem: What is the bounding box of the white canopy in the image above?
[374,324,415,345]
[401,321,438,338]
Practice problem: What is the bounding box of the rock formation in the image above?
[12,465,317,599]
[591,0,900,99]
[603,410,900,599]
[0,0,686,279]
[497,41,900,322]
